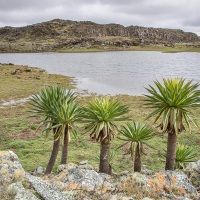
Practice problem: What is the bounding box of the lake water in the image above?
[0,51,200,95]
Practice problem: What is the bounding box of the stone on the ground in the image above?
[0,151,199,200]
[61,167,114,192]
[110,194,134,200]
[0,150,25,182]
[183,160,200,188]
[57,163,77,173]
[32,166,44,176]
[26,173,68,200]
[118,170,198,199]
[79,160,88,165]
[78,163,94,170]
[7,182,39,200]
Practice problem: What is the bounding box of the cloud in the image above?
[0,0,199,35]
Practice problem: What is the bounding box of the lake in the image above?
[0,51,200,95]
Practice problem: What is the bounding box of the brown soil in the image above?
[7,130,39,140]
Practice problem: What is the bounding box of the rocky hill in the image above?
[0,19,199,52]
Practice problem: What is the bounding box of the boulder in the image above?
[57,163,77,173]
[183,160,200,189]
[26,173,68,200]
[118,170,198,199]
[32,166,44,176]
[7,182,39,200]
[61,168,114,192]
[78,160,94,170]
[0,150,25,182]
[147,170,197,198]
[0,150,199,200]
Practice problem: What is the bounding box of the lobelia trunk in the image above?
[165,131,177,170]
[45,133,60,174]
[61,125,69,164]
[99,138,111,174]
[134,143,141,172]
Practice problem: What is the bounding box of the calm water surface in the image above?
[0,51,200,95]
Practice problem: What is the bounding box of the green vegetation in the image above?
[0,64,75,102]
[118,122,154,172]
[58,44,200,53]
[175,143,197,169]
[82,97,129,174]
[145,78,200,170]
[0,64,200,174]
[29,87,82,174]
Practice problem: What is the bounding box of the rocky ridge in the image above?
[0,19,199,52]
[0,150,199,200]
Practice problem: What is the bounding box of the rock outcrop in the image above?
[26,173,69,200]
[183,160,200,190]
[0,19,199,52]
[7,182,39,200]
[0,150,199,200]
[0,150,25,183]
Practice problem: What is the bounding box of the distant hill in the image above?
[0,19,199,52]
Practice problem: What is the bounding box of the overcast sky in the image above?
[0,0,199,35]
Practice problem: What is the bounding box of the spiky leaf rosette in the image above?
[29,86,81,140]
[82,97,129,142]
[145,78,200,134]
[118,121,154,160]
[175,143,197,169]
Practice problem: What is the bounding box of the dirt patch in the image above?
[7,130,39,140]
[0,143,6,147]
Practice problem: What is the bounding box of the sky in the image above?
[0,0,199,35]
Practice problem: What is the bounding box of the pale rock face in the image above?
[32,166,44,176]
[183,160,200,188]
[26,173,69,200]
[61,168,114,192]
[7,182,39,200]
[0,150,199,200]
[0,150,25,182]
[57,163,77,173]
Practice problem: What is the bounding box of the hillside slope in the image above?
[0,19,199,52]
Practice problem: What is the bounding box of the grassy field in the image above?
[57,44,200,53]
[1,41,200,53]
[0,64,200,174]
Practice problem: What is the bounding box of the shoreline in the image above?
[0,63,143,104]
[0,43,200,53]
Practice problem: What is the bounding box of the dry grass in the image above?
[0,180,16,200]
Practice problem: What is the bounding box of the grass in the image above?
[0,64,200,175]
[57,44,200,53]
[0,64,75,102]
[1,40,200,53]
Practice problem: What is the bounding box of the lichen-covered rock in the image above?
[0,150,25,182]
[61,168,114,192]
[147,171,197,195]
[57,163,77,173]
[7,182,39,200]
[118,170,198,199]
[78,160,94,170]
[0,151,199,199]
[26,173,68,200]
[110,194,134,200]
[32,166,44,176]
[183,160,200,188]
